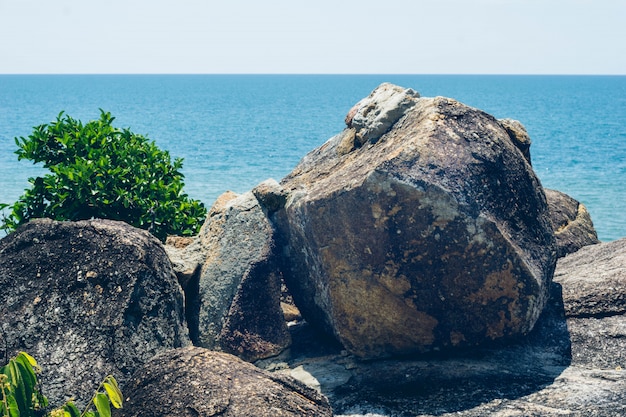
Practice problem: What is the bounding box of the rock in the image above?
[345,82,420,147]
[545,188,600,258]
[164,236,201,290]
[281,301,302,322]
[164,190,239,289]
[275,83,557,358]
[252,178,288,213]
[0,218,189,407]
[259,242,626,416]
[193,190,290,361]
[553,238,626,318]
[499,118,532,165]
[117,346,332,417]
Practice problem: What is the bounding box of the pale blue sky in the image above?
[1,0,624,74]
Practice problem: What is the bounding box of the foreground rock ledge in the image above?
[275,83,557,358]
[117,346,332,417]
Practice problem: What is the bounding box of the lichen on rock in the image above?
[274,83,557,359]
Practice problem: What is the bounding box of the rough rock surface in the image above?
[258,239,626,416]
[499,118,532,165]
[545,188,600,258]
[345,82,420,147]
[252,178,289,214]
[0,219,189,406]
[117,346,332,417]
[553,238,626,318]
[275,83,557,358]
[191,190,290,361]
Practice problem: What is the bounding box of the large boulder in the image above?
[0,219,189,406]
[274,83,557,358]
[117,346,332,417]
[259,239,626,416]
[168,186,290,361]
[545,188,600,258]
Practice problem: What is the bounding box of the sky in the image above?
[0,0,625,74]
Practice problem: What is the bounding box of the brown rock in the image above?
[281,301,302,322]
[261,277,626,417]
[545,188,600,258]
[275,84,556,358]
[252,178,288,213]
[117,346,332,417]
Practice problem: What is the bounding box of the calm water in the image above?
[1,75,625,241]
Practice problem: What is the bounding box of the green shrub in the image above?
[0,111,206,241]
[0,352,122,417]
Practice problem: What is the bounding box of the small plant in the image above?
[0,111,207,241]
[0,352,122,417]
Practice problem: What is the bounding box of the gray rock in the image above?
[0,218,189,407]
[345,82,420,147]
[275,84,557,359]
[545,188,600,258]
[553,238,626,317]
[117,346,332,417]
[194,190,290,361]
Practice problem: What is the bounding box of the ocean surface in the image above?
[1,75,625,241]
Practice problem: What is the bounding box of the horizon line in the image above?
[1,72,625,77]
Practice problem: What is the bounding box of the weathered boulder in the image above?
[274,83,557,358]
[174,188,290,361]
[545,188,600,258]
[117,346,332,417]
[259,238,626,416]
[553,237,626,318]
[0,219,189,406]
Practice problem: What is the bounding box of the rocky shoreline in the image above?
[1,83,623,416]
[258,239,626,416]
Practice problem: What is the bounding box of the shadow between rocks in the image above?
[259,283,572,416]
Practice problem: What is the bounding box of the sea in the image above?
[1,75,625,241]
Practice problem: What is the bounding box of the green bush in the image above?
[0,352,122,417]
[0,111,206,241]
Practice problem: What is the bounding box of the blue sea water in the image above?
[1,75,625,241]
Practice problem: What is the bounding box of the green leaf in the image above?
[103,376,123,409]
[94,392,111,417]
[5,394,20,417]
[8,360,31,413]
[16,351,38,369]
[61,401,81,417]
